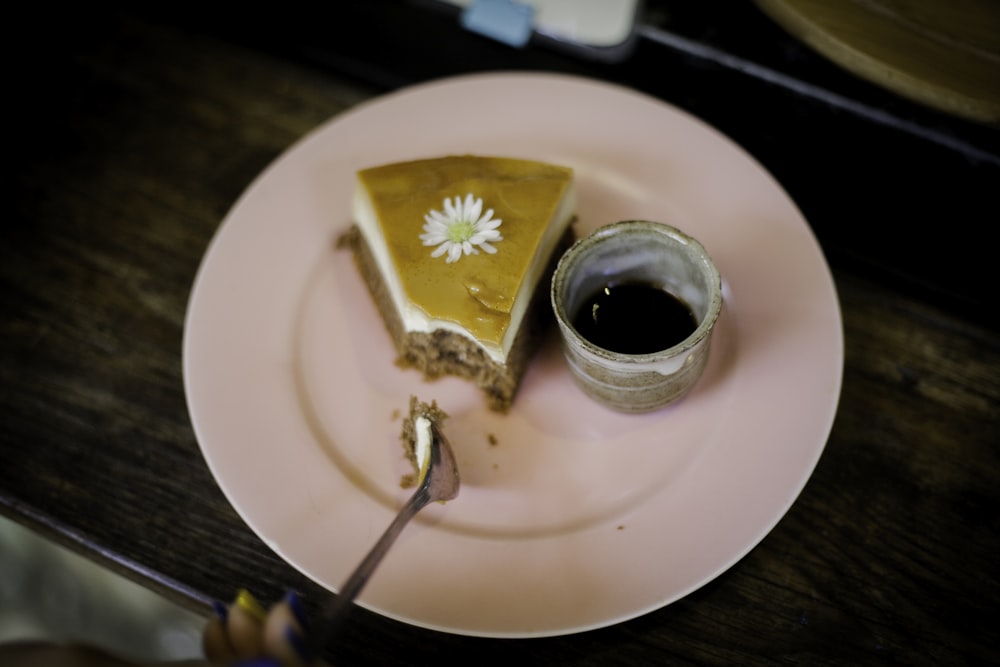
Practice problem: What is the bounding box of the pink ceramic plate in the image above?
[183,72,843,637]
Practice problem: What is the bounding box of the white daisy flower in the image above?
[420,193,503,263]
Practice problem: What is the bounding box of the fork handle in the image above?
[309,489,431,654]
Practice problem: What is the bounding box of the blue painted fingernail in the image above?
[284,590,309,630]
[231,659,281,667]
[211,599,228,622]
[285,625,314,663]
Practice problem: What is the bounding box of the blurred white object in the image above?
[0,515,204,661]
[435,0,642,60]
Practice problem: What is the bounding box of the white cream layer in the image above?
[413,415,432,481]
[352,180,576,364]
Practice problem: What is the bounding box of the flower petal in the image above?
[466,195,482,222]
[473,228,502,241]
[425,211,447,225]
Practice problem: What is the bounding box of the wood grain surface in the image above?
[4,9,998,666]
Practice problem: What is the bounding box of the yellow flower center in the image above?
[446,220,475,243]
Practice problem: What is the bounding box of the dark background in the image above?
[141,0,1000,328]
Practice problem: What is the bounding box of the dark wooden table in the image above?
[4,7,998,666]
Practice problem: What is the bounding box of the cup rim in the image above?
[551,220,723,362]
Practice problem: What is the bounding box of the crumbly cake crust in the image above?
[340,224,573,412]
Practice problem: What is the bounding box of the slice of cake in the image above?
[344,155,576,412]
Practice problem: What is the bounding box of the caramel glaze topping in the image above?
[357,155,574,349]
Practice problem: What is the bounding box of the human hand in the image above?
[203,589,317,667]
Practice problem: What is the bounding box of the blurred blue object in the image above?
[461,0,535,47]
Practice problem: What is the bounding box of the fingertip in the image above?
[202,614,236,665]
[263,602,315,667]
[236,588,268,622]
[228,590,267,658]
[212,599,229,622]
[283,590,310,631]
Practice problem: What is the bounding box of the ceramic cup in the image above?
[550,220,723,413]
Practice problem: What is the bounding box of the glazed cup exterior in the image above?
[550,220,723,413]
